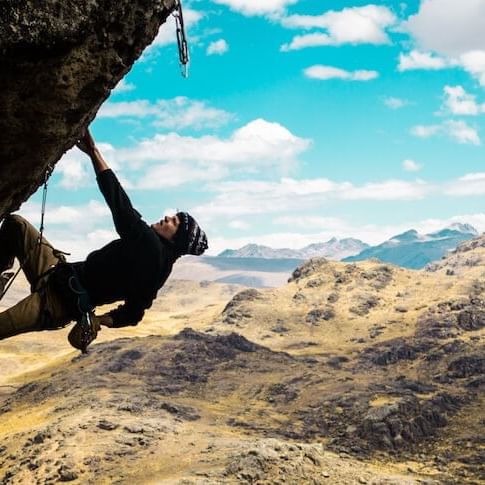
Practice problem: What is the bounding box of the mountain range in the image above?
[344,222,478,269]
[218,238,369,260]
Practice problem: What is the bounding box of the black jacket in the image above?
[78,169,176,327]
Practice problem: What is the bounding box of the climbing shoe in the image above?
[68,312,100,353]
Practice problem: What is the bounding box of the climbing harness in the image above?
[52,262,94,354]
[0,163,56,301]
[173,0,190,78]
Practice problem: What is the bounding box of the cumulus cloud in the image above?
[191,177,431,224]
[151,8,204,48]
[460,50,485,87]
[55,143,117,189]
[403,0,485,57]
[384,97,409,109]
[207,39,229,55]
[304,65,378,81]
[442,85,485,115]
[18,200,110,227]
[446,120,481,145]
[112,79,135,95]
[402,1,485,85]
[411,121,480,145]
[445,172,485,196]
[228,220,251,230]
[99,97,234,131]
[402,160,422,172]
[15,199,115,260]
[398,50,450,71]
[340,180,428,201]
[55,151,91,189]
[411,124,442,138]
[281,5,396,51]
[110,119,311,188]
[211,0,297,16]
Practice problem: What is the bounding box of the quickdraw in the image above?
[173,0,190,78]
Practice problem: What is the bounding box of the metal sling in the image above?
[173,0,190,78]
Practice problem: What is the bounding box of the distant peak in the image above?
[446,223,478,235]
[390,229,419,242]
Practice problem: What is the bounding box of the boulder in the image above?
[0,0,176,217]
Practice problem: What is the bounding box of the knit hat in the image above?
[173,212,208,256]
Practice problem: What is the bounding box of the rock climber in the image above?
[0,128,208,351]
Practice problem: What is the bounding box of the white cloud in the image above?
[56,152,91,189]
[48,229,118,262]
[445,173,485,196]
[211,0,297,16]
[99,97,234,131]
[55,143,118,189]
[304,65,378,81]
[281,5,396,51]
[403,0,485,57]
[207,39,229,55]
[228,220,250,230]
[137,162,227,189]
[16,199,114,260]
[112,79,135,95]
[99,100,157,118]
[411,120,480,145]
[460,50,485,87]
[403,159,422,172]
[191,177,431,224]
[446,120,481,145]
[281,33,332,51]
[340,180,428,201]
[18,200,110,227]
[398,50,450,71]
[151,9,204,48]
[443,85,484,115]
[411,124,442,138]
[384,97,409,109]
[113,119,311,188]
[402,1,485,85]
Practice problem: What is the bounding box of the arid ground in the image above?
[0,237,484,484]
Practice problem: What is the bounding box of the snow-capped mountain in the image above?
[218,238,369,261]
[344,224,479,269]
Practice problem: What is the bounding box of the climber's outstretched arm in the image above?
[76,128,109,174]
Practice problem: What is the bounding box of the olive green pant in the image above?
[0,215,71,339]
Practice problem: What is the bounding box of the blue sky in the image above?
[20,0,485,258]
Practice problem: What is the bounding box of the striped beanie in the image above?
[174,212,208,256]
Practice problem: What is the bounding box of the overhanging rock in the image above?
[0,0,176,218]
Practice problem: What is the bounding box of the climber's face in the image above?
[152,215,180,241]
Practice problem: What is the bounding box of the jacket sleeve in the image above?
[97,169,143,239]
[107,300,148,327]
[107,272,170,327]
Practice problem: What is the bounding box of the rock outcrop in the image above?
[0,0,176,217]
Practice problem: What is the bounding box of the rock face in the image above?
[0,0,176,217]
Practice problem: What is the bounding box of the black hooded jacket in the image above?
[76,169,176,327]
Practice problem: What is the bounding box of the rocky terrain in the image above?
[0,237,484,483]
